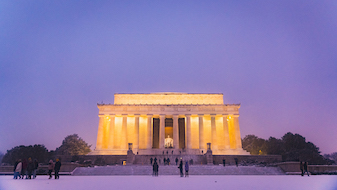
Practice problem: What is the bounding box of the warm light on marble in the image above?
[89,93,249,155]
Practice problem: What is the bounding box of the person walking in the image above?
[48,160,54,179]
[14,159,22,179]
[33,159,38,179]
[234,158,238,167]
[304,162,309,176]
[153,161,159,176]
[175,157,178,165]
[300,161,304,176]
[178,159,183,177]
[167,158,170,165]
[185,161,189,177]
[27,158,34,179]
[150,157,153,165]
[21,159,27,179]
[54,159,61,179]
[13,160,19,179]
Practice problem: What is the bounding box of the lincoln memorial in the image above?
[90,93,249,156]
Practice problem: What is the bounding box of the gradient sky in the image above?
[1,0,336,155]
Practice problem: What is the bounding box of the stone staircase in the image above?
[72,165,285,176]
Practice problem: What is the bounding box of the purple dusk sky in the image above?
[0,1,336,155]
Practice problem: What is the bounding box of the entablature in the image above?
[97,104,240,116]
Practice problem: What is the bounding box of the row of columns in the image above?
[96,114,242,151]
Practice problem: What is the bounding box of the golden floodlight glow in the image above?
[91,93,249,156]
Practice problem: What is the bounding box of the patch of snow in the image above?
[0,175,336,190]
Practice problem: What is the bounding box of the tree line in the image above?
[242,132,334,165]
[1,134,91,165]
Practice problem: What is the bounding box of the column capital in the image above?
[198,114,204,117]
[109,114,115,117]
[159,114,166,118]
[147,114,153,117]
[210,114,216,117]
[122,114,128,116]
[185,114,191,117]
[134,114,140,116]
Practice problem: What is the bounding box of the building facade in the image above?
[90,93,248,155]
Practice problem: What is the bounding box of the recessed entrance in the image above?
[178,118,185,149]
[165,118,173,148]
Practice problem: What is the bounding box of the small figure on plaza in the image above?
[303,162,309,176]
[175,157,178,165]
[27,158,34,179]
[153,160,159,176]
[300,161,304,176]
[21,159,27,179]
[14,159,22,179]
[234,158,238,167]
[54,159,62,179]
[185,161,189,177]
[33,159,39,179]
[150,157,153,165]
[48,160,54,179]
[178,159,183,177]
[167,158,170,165]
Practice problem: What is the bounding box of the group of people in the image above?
[13,158,61,180]
[151,157,190,177]
[300,161,310,176]
[48,159,62,179]
[178,159,189,177]
[13,158,38,179]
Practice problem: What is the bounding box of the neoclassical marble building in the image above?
[90,93,248,155]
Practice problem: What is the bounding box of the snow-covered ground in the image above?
[1,175,337,190]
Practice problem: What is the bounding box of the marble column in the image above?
[211,114,218,150]
[121,114,128,150]
[134,114,140,150]
[96,115,105,150]
[198,114,204,150]
[159,115,165,149]
[233,115,242,149]
[147,114,153,149]
[108,115,115,149]
[173,114,179,149]
[222,115,230,149]
[186,114,192,149]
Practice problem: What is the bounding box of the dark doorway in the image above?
[153,118,159,148]
[178,118,185,149]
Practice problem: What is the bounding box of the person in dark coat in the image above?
[27,158,34,179]
[21,159,27,179]
[150,157,153,165]
[153,161,159,176]
[185,161,189,177]
[175,157,178,165]
[167,158,170,165]
[163,158,166,165]
[54,159,61,179]
[33,159,38,179]
[234,158,238,167]
[300,161,304,176]
[303,162,309,176]
[178,159,183,177]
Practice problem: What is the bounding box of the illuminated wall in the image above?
[203,115,211,150]
[215,116,224,150]
[227,116,236,149]
[114,93,224,105]
[114,116,123,149]
[139,116,147,149]
[190,116,199,149]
